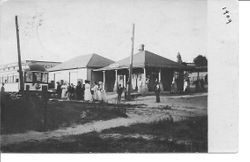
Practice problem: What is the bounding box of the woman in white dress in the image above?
[61,82,67,99]
[100,82,107,102]
[97,81,103,101]
[91,82,99,101]
[84,80,92,101]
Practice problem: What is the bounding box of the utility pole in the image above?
[15,15,24,94]
[127,23,135,100]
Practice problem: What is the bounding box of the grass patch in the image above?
[102,116,207,142]
[1,94,128,134]
[1,116,207,153]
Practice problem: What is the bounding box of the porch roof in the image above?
[94,50,186,71]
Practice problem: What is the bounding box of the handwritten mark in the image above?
[222,7,232,24]
[223,10,229,15]
[226,19,232,24]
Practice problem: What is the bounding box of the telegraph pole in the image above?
[15,15,24,94]
[127,23,135,100]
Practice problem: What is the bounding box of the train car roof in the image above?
[24,63,47,72]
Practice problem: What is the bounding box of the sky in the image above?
[0,0,208,64]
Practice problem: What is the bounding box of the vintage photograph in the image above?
[0,0,209,153]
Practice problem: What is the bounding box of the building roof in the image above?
[48,53,115,72]
[95,50,185,71]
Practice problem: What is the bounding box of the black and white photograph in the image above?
[0,0,238,153]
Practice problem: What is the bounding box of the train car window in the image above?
[33,72,41,82]
[42,73,48,83]
[26,72,33,82]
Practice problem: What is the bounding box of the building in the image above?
[184,62,208,87]
[48,53,114,86]
[95,45,186,92]
[0,60,61,91]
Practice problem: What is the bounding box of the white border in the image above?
[2,0,250,161]
[208,0,238,153]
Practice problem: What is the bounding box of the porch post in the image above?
[143,67,147,93]
[159,68,163,91]
[158,68,161,82]
[124,74,126,88]
[143,67,146,83]
[113,69,118,91]
[142,67,147,86]
[103,71,106,90]
[115,70,118,85]
[69,72,71,84]
[53,73,56,88]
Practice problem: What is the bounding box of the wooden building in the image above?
[48,54,114,86]
[95,47,186,92]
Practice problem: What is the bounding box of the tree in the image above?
[177,52,183,64]
[193,55,207,67]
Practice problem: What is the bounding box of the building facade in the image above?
[48,53,114,87]
[95,46,186,92]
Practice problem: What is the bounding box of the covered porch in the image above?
[94,49,186,93]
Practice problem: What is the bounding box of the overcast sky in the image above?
[1,0,208,64]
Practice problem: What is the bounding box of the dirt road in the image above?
[1,93,207,146]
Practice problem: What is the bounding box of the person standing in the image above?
[61,82,67,99]
[1,83,5,104]
[82,83,85,100]
[1,83,5,94]
[154,79,160,103]
[117,84,123,103]
[183,78,188,93]
[100,82,107,102]
[84,80,92,102]
[76,81,82,100]
[56,82,62,98]
[171,77,178,94]
[92,82,99,101]
[97,81,102,101]
[66,83,71,100]
[70,83,75,100]
[97,81,106,102]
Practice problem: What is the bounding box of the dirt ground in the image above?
[1,93,207,152]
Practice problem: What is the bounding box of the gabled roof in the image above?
[48,53,114,72]
[95,50,185,71]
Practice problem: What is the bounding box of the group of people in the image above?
[56,80,107,102]
[171,75,207,94]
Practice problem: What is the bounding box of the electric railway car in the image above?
[2,63,49,92]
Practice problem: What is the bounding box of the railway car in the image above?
[2,63,49,92]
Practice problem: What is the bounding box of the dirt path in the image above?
[1,93,207,146]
